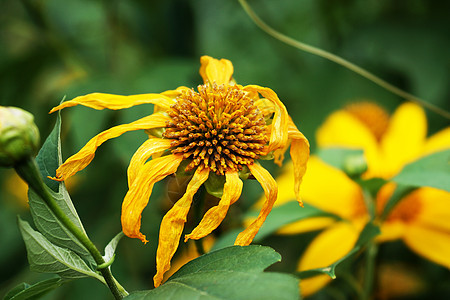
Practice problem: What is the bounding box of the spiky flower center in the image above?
[163,84,268,175]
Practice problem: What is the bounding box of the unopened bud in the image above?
[343,153,367,178]
[0,106,40,167]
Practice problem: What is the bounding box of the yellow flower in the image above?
[49,56,310,287]
[264,102,450,296]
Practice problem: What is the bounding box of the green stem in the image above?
[237,0,450,120]
[192,186,206,255]
[362,242,378,300]
[14,158,127,299]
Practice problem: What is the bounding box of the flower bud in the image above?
[0,106,40,167]
[343,153,368,178]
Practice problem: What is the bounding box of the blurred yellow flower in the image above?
[49,56,309,287]
[261,102,450,296]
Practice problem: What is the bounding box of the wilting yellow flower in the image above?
[49,56,309,287]
[260,102,450,296]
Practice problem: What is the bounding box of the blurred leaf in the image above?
[392,149,450,192]
[317,147,365,174]
[248,201,339,242]
[29,112,94,265]
[103,231,124,263]
[17,217,103,282]
[4,277,65,300]
[125,245,299,300]
[296,222,380,280]
[381,184,417,221]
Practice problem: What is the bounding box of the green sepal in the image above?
[204,172,225,198]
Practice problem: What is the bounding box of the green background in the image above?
[1,0,449,299]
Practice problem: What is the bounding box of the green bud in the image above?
[343,153,368,178]
[0,106,40,167]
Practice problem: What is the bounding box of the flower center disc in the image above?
[163,84,268,175]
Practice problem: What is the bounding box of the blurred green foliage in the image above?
[1,0,449,299]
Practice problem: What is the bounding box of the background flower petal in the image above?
[380,103,427,177]
[298,222,360,297]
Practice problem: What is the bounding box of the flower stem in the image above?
[362,242,378,300]
[192,185,206,255]
[14,158,127,299]
[237,0,450,120]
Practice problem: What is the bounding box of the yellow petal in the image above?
[244,85,289,153]
[153,167,210,287]
[52,113,170,181]
[403,224,450,268]
[235,163,277,246]
[299,156,366,220]
[410,188,450,231]
[185,171,243,241]
[49,92,175,113]
[121,154,183,243]
[199,56,234,85]
[380,102,427,178]
[316,110,381,178]
[277,217,337,235]
[127,137,173,186]
[298,222,360,297]
[287,119,310,206]
[423,127,450,156]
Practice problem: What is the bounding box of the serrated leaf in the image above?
[296,222,380,280]
[28,186,94,265]
[18,217,104,282]
[124,246,299,300]
[3,278,65,300]
[248,201,339,242]
[392,149,450,192]
[30,111,94,265]
[35,111,63,192]
[103,232,125,263]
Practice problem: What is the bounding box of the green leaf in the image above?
[317,147,365,173]
[380,184,416,221]
[296,222,380,280]
[17,217,104,282]
[28,184,94,265]
[3,278,65,300]
[392,149,450,192]
[249,201,339,242]
[125,246,299,300]
[35,111,62,192]
[103,231,125,263]
[30,111,94,265]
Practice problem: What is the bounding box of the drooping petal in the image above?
[185,171,243,241]
[244,85,289,153]
[380,102,427,178]
[403,225,450,269]
[287,118,310,206]
[423,127,450,156]
[316,110,381,178]
[121,154,183,243]
[52,113,170,181]
[49,92,175,113]
[235,163,277,246]
[127,137,174,186]
[153,167,210,287]
[199,55,234,85]
[298,222,360,297]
